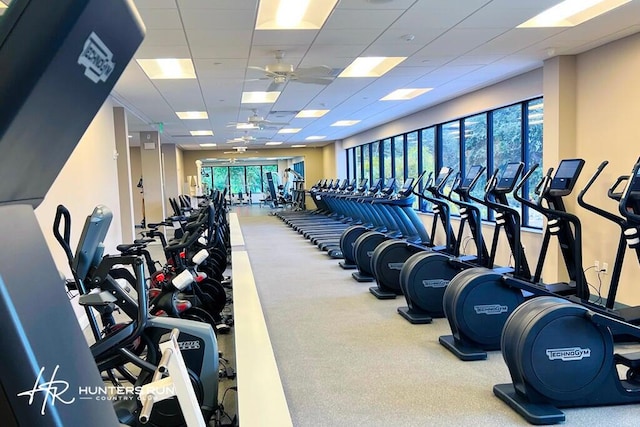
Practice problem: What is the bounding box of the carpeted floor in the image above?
[234,205,640,427]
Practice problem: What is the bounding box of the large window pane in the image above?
[382,138,392,181]
[246,166,262,194]
[262,165,278,192]
[527,99,544,228]
[362,143,370,184]
[355,146,362,180]
[464,114,488,218]
[201,166,213,195]
[371,141,380,183]
[493,105,523,212]
[442,120,461,214]
[213,167,229,192]
[407,132,419,208]
[394,135,404,188]
[229,166,245,195]
[421,128,435,211]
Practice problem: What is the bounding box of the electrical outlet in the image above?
[602,262,608,274]
[594,260,599,271]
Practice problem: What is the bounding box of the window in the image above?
[201,166,213,195]
[347,148,355,180]
[347,96,543,228]
[394,135,404,187]
[293,161,305,178]
[464,114,488,217]
[493,104,522,212]
[421,127,436,211]
[407,132,419,208]
[213,167,229,191]
[262,165,278,192]
[362,143,370,184]
[355,146,362,180]
[371,141,380,184]
[526,98,544,228]
[382,138,392,181]
[246,166,262,193]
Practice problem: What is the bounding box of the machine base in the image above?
[438,335,487,361]
[493,384,565,425]
[339,261,358,270]
[369,286,397,300]
[352,272,374,282]
[397,306,433,324]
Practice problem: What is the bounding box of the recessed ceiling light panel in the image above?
[256,0,338,30]
[331,120,361,127]
[517,0,631,28]
[338,57,407,78]
[190,130,214,136]
[305,136,326,140]
[241,91,281,103]
[199,143,217,147]
[265,141,283,145]
[291,145,307,148]
[380,88,432,101]
[278,128,302,134]
[176,111,208,120]
[137,58,196,79]
[296,109,330,118]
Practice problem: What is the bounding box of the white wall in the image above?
[34,99,123,327]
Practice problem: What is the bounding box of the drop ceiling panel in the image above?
[140,29,188,47]
[186,28,253,46]
[177,0,258,9]
[134,0,176,9]
[456,6,544,29]
[137,8,182,29]
[252,30,318,46]
[180,9,255,30]
[468,28,567,56]
[415,28,509,58]
[315,28,381,46]
[324,9,405,30]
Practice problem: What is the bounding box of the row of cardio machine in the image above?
[276,157,640,425]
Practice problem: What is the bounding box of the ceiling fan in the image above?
[223,146,260,154]
[249,50,336,92]
[225,131,270,144]
[227,109,289,130]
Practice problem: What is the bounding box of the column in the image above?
[139,130,166,225]
[113,107,135,242]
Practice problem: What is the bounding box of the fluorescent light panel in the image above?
[137,58,196,79]
[339,57,407,78]
[291,145,307,148]
[241,91,281,103]
[296,109,330,118]
[265,141,283,145]
[200,143,216,147]
[176,111,208,120]
[305,136,326,141]
[380,88,432,101]
[256,0,338,30]
[278,128,301,134]
[331,120,361,127]
[190,130,213,136]
[517,0,630,28]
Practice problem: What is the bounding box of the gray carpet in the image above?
[235,206,640,427]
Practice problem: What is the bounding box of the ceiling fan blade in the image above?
[293,76,334,85]
[295,65,333,77]
[248,66,268,73]
[267,80,284,92]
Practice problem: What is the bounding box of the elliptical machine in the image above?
[438,159,587,360]
[396,163,525,324]
[369,166,484,299]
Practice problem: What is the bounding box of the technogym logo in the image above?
[473,304,509,315]
[422,279,449,288]
[546,347,592,361]
[77,32,115,83]
[17,366,175,415]
[387,263,404,270]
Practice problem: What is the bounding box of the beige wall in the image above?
[34,99,123,328]
[574,32,640,306]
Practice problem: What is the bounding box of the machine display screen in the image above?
[496,163,521,191]
[550,159,584,191]
[435,168,451,186]
[461,165,482,190]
